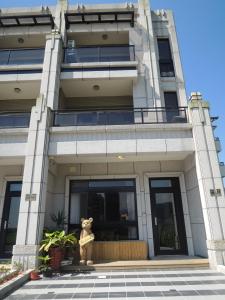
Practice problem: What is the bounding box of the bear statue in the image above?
[79,218,95,265]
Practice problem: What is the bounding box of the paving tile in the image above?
[196,290,217,295]
[179,290,199,296]
[110,282,125,287]
[144,291,163,297]
[54,294,74,299]
[215,289,225,295]
[91,292,108,298]
[109,292,126,298]
[37,295,56,299]
[162,290,181,297]
[73,293,91,298]
[127,291,145,297]
[5,268,225,300]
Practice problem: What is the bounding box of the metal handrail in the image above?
[0,112,31,128]
[0,48,45,65]
[53,107,188,127]
[64,45,135,63]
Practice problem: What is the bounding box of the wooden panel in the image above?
[92,241,148,261]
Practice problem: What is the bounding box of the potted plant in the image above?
[38,255,52,277]
[39,230,77,270]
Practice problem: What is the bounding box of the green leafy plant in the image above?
[39,230,77,253]
[50,210,67,229]
[38,255,51,273]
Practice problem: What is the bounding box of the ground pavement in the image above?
[5,268,225,299]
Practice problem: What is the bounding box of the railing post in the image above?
[141,108,144,124]
[98,46,101,62]
[7,50,11,65]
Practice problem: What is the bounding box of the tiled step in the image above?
[61,258,209,272]
[7,268,225,300]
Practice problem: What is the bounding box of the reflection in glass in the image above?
[155,192,180,251]
[64,46,134,63]
[4,196,21,253]
[69,180,137,241]
[151,179,172,188]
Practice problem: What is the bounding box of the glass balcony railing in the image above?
[64,45,135,63]
[0,48,45,65]
[0,112,31,128]
[53,107,188,127]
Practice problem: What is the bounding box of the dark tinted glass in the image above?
[89,180,134,188]
[151,179,172,188]
[164,92,178,109]
[9,183,22,192]
[158,39,172,60]
[69,180,137,241]
[164,92,179,122]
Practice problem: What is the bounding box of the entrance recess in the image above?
[69,179,138,241]
[149,178,187,255]
[0,181,22,257]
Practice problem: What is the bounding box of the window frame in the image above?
[157,38,175,77]
[68,179,139,241]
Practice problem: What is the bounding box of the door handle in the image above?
[4,220,7,230]
[154,217,158,226]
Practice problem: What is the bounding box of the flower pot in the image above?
[49,247,63,270]
[30,270,40,280]
[42,269,53,278]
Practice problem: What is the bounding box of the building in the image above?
[0,0,224,270]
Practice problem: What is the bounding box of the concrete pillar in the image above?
[188,92,225,268]
[12,31,62,269]
[132,0,161,111]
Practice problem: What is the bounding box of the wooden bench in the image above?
[92,241,148,261]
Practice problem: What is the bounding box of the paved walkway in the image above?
[5,268,225,299]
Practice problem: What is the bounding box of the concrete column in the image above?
[188,92,225,268]
[132,0,161,111]
[41,32,63,110]
[12,31,62,270]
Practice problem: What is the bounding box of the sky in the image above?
[1,0,225,164]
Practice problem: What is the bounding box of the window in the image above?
[164,92,179,122]
[69,179,138,241]
[157,39,175,77]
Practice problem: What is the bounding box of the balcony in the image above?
[220,162,225,178]
[53,107,187,127]
[0,48,45,65]
[64,45,135,64]
[0,112,31,128]
[215,137,222,152]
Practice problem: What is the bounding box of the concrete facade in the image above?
[0,0,224,270]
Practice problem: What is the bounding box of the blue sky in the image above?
[1,0,225,164]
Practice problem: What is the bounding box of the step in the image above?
[61,258,209,272]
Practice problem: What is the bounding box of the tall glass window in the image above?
[164,92,179,122]
[157,39,175,77]
[69,179,138,241]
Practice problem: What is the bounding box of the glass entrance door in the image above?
[150,178,187,255]
[69,179,138,241]
[0,182,22,257]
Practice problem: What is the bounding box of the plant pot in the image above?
[49,247,63,270]
[42,269,53,278]
[30,270,40,280]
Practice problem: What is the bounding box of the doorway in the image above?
[149,177,187,255]
[69,179,138,241]
[0,181,22,257]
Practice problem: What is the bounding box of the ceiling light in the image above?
[102,34,108,40]
[93,85,100,91]
[14,87,21,93]
[117,155,125,160]
[18,38,24,44]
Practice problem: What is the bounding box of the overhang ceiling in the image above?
[61,79,133,98]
